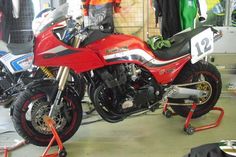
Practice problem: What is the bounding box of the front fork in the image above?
[49,66,70,117]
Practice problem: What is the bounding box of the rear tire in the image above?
[171,62,222,118]
[12,86,82,146]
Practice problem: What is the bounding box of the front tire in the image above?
[12,86,82,146]
[171,61,222,118]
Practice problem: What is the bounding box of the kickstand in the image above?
[41,116,67,157]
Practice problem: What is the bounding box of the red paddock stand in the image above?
[41,116,67,157]
[0,140,28,157]
[162,100,224,135]
[0,116,67,157]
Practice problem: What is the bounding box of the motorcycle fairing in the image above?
[0,51,7,57]
[103,48,191,84]
[0,52,34,74]
[34,25,105,73]
[103,49,189,67]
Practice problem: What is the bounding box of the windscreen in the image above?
[35,3,69,35]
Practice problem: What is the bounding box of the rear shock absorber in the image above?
[40,67,54,78]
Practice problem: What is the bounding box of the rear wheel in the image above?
[171,62,222,118]
[12,85,82,146]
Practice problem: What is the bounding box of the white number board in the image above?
[191,28,214,64]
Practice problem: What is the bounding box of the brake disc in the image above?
[31,98,67,135]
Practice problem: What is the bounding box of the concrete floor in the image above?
[0,74,236,157]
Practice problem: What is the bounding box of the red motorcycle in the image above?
[11,3,222,146]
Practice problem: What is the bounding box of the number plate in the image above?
[191,28,214,64]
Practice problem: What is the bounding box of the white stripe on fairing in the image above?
[41,45,67,54]
[104,49,189,65]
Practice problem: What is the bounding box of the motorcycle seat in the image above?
[152,26,211,60]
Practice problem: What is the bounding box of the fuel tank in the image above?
[84,33,156,66]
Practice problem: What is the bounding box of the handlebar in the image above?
[76,24,113,41]
[81,24,113,33]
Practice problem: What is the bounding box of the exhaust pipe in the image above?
[165,86,209,100]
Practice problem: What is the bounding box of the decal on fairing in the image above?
[106,46,129,54]
[0,52,34,74]
[104,49,190,67]
[42,45,77,59]
[0,51,7,57]
[11,53,34,71]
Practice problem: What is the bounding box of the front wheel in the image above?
[12,85,83,146]
[171,61,222,118]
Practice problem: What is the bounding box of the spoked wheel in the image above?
[12,85,82,146]
[171,62,222,118]
[93,84,123,123]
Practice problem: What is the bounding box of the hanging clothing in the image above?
[12,0,20,19]
[81,0,121,46]
[0,0,13,19]
[150,0,161,27]
[157,0,182,39]
[0,0,14,42]
[179,0,207,30]
[82,0,121,28]
[10,0,34,43]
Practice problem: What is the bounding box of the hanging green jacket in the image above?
[179,0,208,30]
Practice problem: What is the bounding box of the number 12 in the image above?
[195,37,212,56]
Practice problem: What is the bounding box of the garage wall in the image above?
[67,0,82,18]
[114,0,161,40]
[114,0,145,39]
